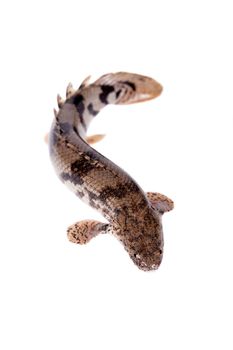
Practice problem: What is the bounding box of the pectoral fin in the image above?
[147,192,174,214]
[67,220,109,245]
[86,134,106,144]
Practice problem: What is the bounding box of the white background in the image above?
[0,0,232,349]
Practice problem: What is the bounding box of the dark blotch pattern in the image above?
[88,191,99,208]
[99,183,139,201]
[72,94,86,130]
[71,157,96,176]
[60,155,96,186]
[87,103,99,117]
[99,85,115,104]
[60,171,84,185]
[122,81,136,91]
[116,90,121,99]
[72,94,84,110]
[60,170,85,186]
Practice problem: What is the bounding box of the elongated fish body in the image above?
[49,72,174,271]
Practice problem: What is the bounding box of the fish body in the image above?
[49,72,173,271]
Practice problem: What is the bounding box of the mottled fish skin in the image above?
[49,72,174,271]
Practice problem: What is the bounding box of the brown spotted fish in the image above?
[49,72,174,271]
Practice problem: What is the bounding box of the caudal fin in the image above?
[93,72,163,105]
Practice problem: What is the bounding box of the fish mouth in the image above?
[139,263,160,271]
[132,254,161,271]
